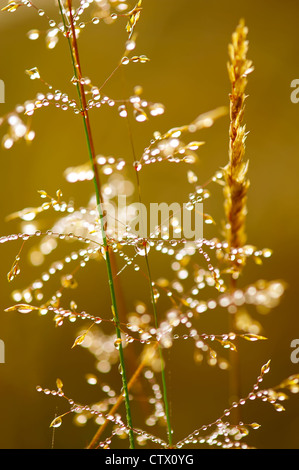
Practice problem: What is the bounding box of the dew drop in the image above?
[2,135,14,150]
[86,374,97,385]
[134,108,148,122]
[25,67,40,81]
[114,338,122,349]
[134,161,142,172]
[27,29,40,40]
[262,248,272,258]
[135,241,150,257]
[118,105,127,118]
[274,403,285,412]
[50,416,62,428]
[250,422,261,429]
[126,39,136,51]
[149,103,165,116]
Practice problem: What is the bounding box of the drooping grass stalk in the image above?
[223,19,253,418]
[58,0,135,448]
[123,103,173,447]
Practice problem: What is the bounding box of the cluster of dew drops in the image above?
[1,0,164,151]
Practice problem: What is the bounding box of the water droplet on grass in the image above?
[135,241,150,256]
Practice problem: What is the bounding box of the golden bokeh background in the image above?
[0,0,298,449]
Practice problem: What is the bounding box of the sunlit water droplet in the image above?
[50,416,62,428]
[135,241,150,257]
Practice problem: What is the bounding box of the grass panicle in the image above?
[223,19,252,255]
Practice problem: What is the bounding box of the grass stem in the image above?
[59,0,135,449]
[123,101,173,446]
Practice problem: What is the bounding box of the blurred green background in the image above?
[0,0,298,449]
